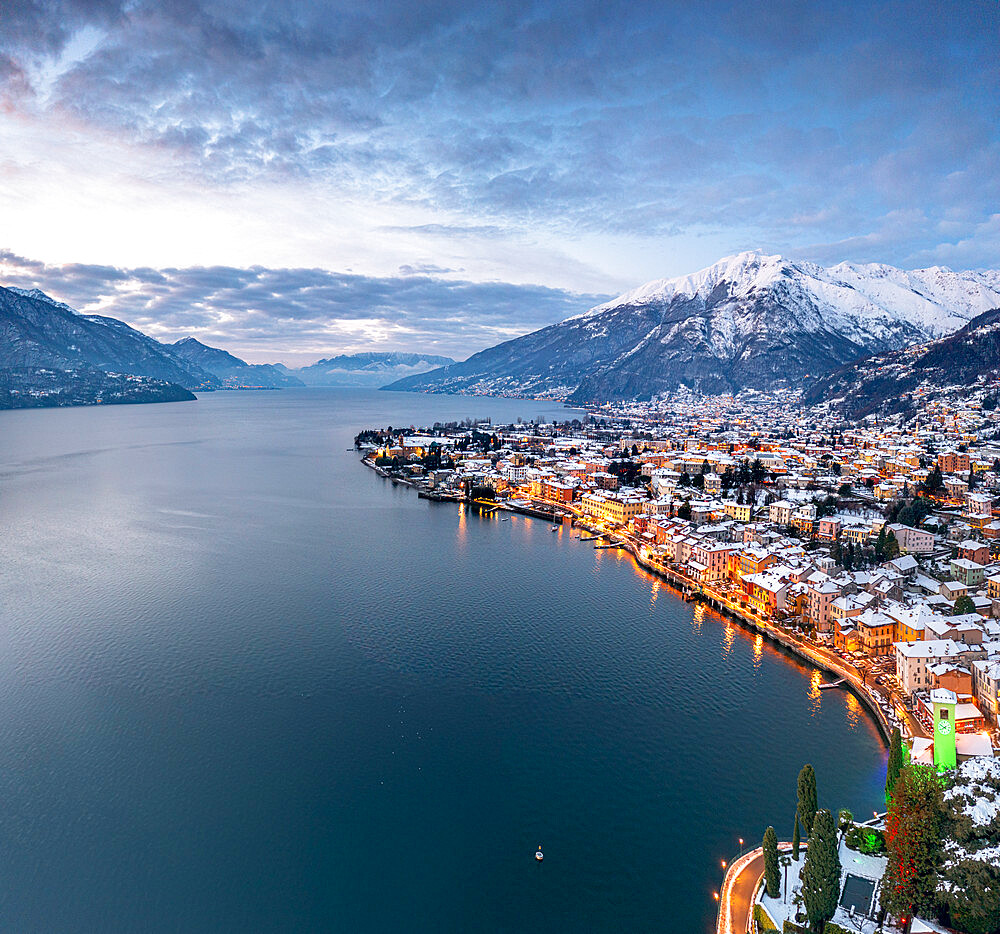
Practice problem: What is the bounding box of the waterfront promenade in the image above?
[717,842,791,934]
[558,503,921,746]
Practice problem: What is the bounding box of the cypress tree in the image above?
[801,809,841,932]
[797,764,818,836]
[885,727,903,804]
[792,816,801,860]
[762,825,780,899]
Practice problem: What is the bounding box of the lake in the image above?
[0,388,885,932]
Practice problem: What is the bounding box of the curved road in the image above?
[717,843,791,934]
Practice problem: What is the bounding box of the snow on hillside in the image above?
[582,251,1000,341]
[7,287,80,316]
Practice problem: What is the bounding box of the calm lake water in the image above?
[0,389,885,932]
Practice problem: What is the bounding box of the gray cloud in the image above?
[0,249,610,362]
[0,0,998,271]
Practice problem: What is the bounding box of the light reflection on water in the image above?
[809,669,823,716]
[0,388,886,934]
[722,619,736,658]
[847,691,863,729]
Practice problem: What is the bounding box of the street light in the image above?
[739,837,744,858]
[780,854,793,904]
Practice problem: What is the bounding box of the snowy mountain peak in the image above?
[587,252,1000,340]
[389,250,1000,404]
[5,286,80,315]
[589,251,795,314]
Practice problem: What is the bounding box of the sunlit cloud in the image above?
[0,0,997,354]
[0,249,610,364]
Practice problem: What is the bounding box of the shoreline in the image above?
[361,452,896,934]
[361,453,899,747]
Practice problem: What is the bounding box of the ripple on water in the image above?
[0,390,885,934]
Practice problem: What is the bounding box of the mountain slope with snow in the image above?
[386,252,1000,402]
[0,286,218,389]
[804,307,1000,416]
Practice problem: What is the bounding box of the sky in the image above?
[0,0,998,363]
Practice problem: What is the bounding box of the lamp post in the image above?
[738,837,744,859]
[780,854,793,904]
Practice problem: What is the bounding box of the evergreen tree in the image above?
[885,727,903,804]
[801,809,841,931]
[792,816,801,861]
[882,764,944,921]
[953,595,976,616]
[924,465,943,492]
[762,826,780,898]
[885,531,900,560]
[939,857,1000,934]
[797,764,818,836]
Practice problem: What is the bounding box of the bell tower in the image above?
[931,688,957,772]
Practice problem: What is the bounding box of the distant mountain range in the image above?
[386,251,1000,402]
[169,338,303,388]
[805,308,1000,417]
[286,352,455,387]
[0,284,457,408]
[5,251,999,412]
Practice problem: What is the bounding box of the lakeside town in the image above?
[357,383,1000,934]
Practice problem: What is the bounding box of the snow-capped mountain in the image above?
[291,352,456,387]
[385,251,1000,402]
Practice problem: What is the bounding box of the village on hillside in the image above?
[359,385,1000,758]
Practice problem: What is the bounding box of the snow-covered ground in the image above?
[757,826,890,934]
[943,756,1000,866]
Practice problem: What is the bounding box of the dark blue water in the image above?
[0,389,885,932]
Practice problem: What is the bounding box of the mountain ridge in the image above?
[0,286,218,390]
[385,251,1000,402]
[170,337,304,388]
[290,351,456,387]
[804,307,1000,417]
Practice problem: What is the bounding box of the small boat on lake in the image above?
[535,846,544,861]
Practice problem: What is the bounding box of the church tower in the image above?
[931,688,957,772]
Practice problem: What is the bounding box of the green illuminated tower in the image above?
[931,688,957,772]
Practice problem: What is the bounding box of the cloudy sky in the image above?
[1,0,997,363]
